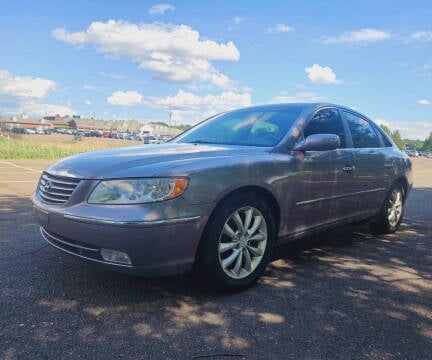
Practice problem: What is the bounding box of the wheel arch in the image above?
[394,176,409,200]
[195,185,281,260]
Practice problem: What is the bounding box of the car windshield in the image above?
[175,106,305,147]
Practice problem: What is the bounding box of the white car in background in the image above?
[406,150,419,157]
[143,135,163,144]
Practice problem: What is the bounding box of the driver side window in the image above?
[304,108,346,148]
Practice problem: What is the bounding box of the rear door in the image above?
[342,110,390,215]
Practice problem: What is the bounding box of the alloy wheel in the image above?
[218,206,268,279]
[387,187,403,227]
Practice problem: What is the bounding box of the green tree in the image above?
[390,129,405,149]
[380,124,392,137]
[422,132,432,152]
[404,139,424,151]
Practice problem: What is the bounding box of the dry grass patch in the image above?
[0,134,140,160]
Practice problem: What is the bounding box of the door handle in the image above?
[342,165,355,172]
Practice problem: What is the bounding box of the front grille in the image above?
[38,172,81,204]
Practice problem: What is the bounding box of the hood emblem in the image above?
[44,181,52,192]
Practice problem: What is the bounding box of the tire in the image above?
[369,182,405,234]
[200,193,276,291]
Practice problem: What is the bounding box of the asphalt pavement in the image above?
[0,158,431,360]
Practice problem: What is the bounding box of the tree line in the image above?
[380,125,432,152]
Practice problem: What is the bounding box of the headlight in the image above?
[88,178,188,204]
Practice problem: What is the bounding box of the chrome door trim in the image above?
[296,187,386,206]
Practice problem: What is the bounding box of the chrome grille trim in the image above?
[40,227,133,268]
[41,227,99,252]
[38,172,81,204]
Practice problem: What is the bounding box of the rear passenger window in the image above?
[344,112,380,148]
[304,108,346,148]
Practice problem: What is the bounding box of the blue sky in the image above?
[1,0,431,138]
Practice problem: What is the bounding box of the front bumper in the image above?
[32,193,209,276]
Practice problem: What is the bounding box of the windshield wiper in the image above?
[182,140,216,144]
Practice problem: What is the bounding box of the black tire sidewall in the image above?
[201,193,276,290]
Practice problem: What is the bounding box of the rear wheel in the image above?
[369,182,405,234]
[201,193,276,290]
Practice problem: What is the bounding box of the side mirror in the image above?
[293,134,340,151]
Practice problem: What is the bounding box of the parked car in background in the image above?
[160,135,173,142]
[24,128,36,134]
[406,150,419,157]
[88,130,102,137]
[12,127,26,134]
[143,135,163,144]
[32,103,412,290]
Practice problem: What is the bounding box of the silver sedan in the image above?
[32,103,412,290]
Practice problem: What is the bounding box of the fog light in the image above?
[100,248,132,265]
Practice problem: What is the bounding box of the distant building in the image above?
[0,116,53,130]
[44,114,63,122]
[53,116,76,129]
[75,118,105,131]
[139,124,153,135]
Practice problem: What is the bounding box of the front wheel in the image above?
[369,183,405,234]
[200,194,276,290]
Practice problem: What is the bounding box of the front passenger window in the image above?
[304,109,346,148]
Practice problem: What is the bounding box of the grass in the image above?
[0,134,140,160]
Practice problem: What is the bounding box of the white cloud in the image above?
[18,102,75,116]
[305,64,340,84]
[270,91,326,103]
[149,4,175,15]
[107,91,143,106]
[99,71,125,79]
[52,20,239,88]
[152,89,251,110]
[418,99,430,105]
[322,28,391,44]
[375,119,432,140]
[395,61,408,68]
[267,24,293,34]
[232,17,245,25]
[410,31,432,42]
[148,89,252,124]
[0,69,56,99]
[241,86,253,92]
[83,84,95,91]
[85,100,92,105]
[0,69,72,117]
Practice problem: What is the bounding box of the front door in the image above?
[289,108,358,233]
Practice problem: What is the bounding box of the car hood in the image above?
[45,143,270,179]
